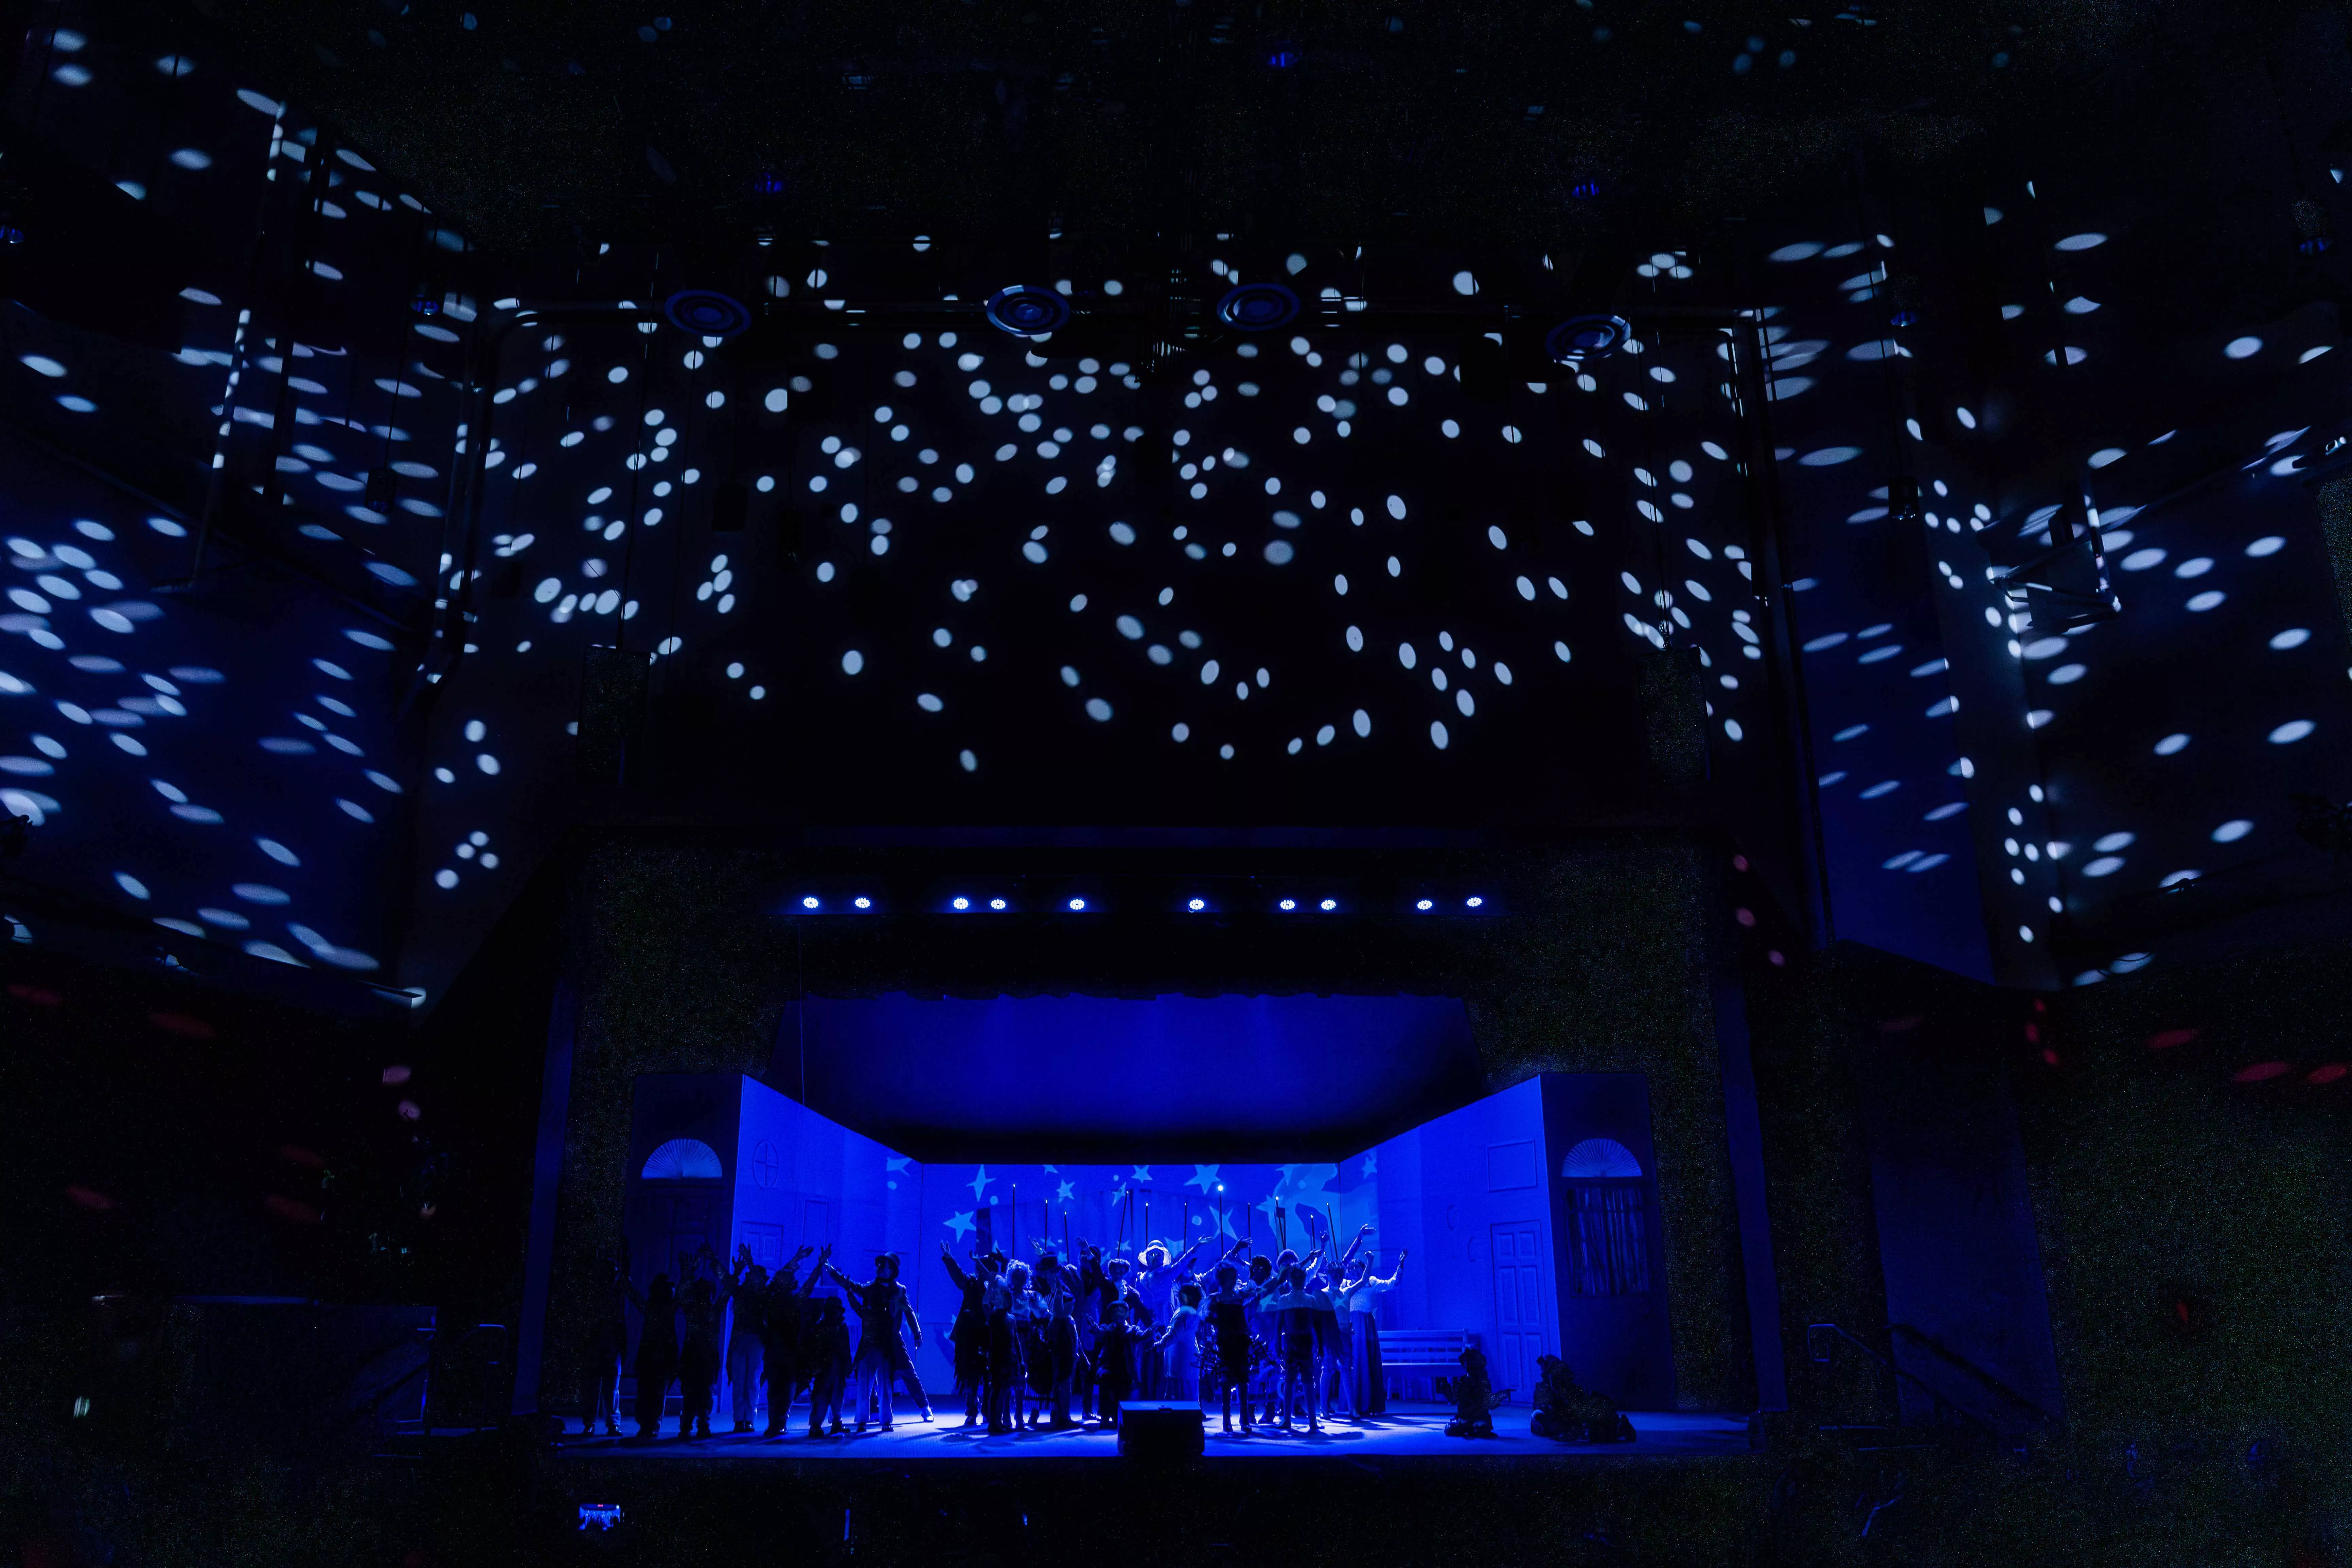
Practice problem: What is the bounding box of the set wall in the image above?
[539,837,1754,1416]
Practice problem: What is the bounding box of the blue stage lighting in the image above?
[663,289,753,339]
[985,285,1072,337]
[1067,897,1087,911]
[1267,41,1301,68]
[989,898,1008,911]
[1217,282,1301,332]
[1416,898,1434,911]
[751,167,784,197]
[952,896,970,911]
[1545,313,1632,363]
[1466,896,1485,909]
[1320,898,1337,911]
[1279,898,1297,911]
[854,896,872,910]
[579,1504,623,1532]
[802,896,820,910]
[1188,897,1207,911]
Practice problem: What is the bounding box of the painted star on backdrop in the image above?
[1055,1179,1076,1203]
[944,1211,977,1240]
[1360,1151,1378,1178]
[1186,1163,1222,1193]
[1043,1164,1059,1174]
[968,1164,995,1201]
[886,1155,913,1174]
[1131,1166,1153,1183]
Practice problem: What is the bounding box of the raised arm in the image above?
[622,1276,648,1310]
[940,1245,975,1293]
[1374,1249,1407,1289]
[1338,1222,1373,1269]
[1171,1240,1205,1272]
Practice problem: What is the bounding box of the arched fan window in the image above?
[1560,1138,1650,1297]
[641,1138,724,1180]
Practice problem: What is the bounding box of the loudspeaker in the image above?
[1116,1406,1204,1461]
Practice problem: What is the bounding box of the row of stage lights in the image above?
[794,895,1491,914]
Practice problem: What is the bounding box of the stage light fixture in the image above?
[985,285,1072,338]
[1279,898,1297,911]
[1545,314,1632,364]
[1188,897,1207,911]
[1216,283,1301,332]
[854,896,872,910]
[1068,897,1087,911]
[664,289,753,339]
[801,896,820,910]
[952,896,970,911]
[1319,898,1337,911]
[1466,896,1485,909]
[990,898,1008,911]
[1416,898,1434,911]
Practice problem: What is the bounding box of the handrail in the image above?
[1888,1324,2057,1429]
[1804,1322,2003,1442]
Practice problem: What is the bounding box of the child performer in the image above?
[1154,1280,1205,1402]
[1032,1246,1083,1430]
[804,1292,852,1437]
[1203,1262,1258,1435]
[1092,1300,1143,1430]
[1260,1263,1324,1434]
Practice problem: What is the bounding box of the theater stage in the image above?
[552,1404,1750,1461]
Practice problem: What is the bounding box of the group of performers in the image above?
[584,1223,1406,1442]
[588,1238,923,1442]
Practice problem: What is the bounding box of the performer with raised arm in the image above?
[722,1245,771,1433]
[756,1244,819,1438]
[802,1249,851,1438]
[1338,1245,1407,1417]
[1257,1262,1324,1435]
[819,1250,930,1433]
[1129,1238,1203,1395]
[1153,1279,1205,1401]
[1032,1245,1083,1429]
[939,1243,991,1428]
[980,1249,1019,1434]
[1310,1222,1372,1422]
[1242,1249,1281,1426]
[1202,1259,1259,1435]
[1074,1240,1106,1421]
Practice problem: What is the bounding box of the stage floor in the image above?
[556,1403,1750,1461]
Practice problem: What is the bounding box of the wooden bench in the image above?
[1379,1329,1479,1401]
